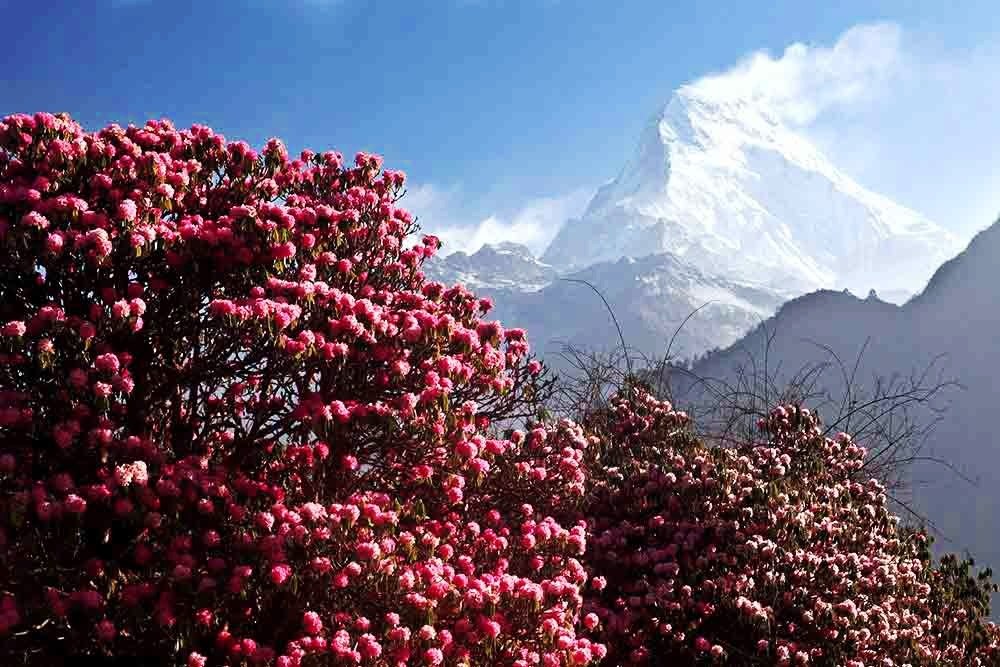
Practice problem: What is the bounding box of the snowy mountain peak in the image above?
[544,86,961,298]
[472,242,539,261]
[424,242,556,293]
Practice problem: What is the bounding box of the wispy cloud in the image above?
[686,23,904,125]
[403,183,591,257]
[683,22,1000,238]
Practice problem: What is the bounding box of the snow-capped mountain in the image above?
[487,252,788,366]
[420,84,962,367]
[543,85,960,296]
[425,243,788,369]
[423,242,557,292]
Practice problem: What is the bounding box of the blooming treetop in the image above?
[0,112,598,666]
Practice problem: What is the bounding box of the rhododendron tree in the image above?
[3,111,999,667]
[576,383,1000,665]
[0,113,602,665]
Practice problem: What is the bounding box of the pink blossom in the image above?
[22,211,49,229]
[117,199,137,222]
[64,494,87,514]
[302,611,323,635]
[96,619,116,642]
[45,232,65,253]
[272,241,296,260]
[95,353,120,374]
[270,564,292,585]
[2,321,25,337]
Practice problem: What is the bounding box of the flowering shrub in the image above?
[2,111,998,667]
[577,384,1000,665]
[0,113,602,665]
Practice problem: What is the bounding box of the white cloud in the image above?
[685,22,1000,239]
[402,183,591,257]
[686,23,904,125]
[803,30,1000,238]
[402,183,461,228]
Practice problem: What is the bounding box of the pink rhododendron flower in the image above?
[1,113,992,667]
[2,321,25,337]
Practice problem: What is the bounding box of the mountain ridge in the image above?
[542,86,960,296]
[673,216,1000,585]
[422,85,965,370]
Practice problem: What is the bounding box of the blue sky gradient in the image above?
[3,1,999,252]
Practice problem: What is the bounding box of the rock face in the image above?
[543,86,960,297]
[425,242,788,369]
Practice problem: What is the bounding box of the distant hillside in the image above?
[667,217,1000,577]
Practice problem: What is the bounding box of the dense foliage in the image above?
[578,387,1000,665]
[0,112,598,666]
[1,112,998,666]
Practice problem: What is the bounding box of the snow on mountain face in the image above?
[423,242,557,292]
[420,86,959,365]
[543,86,960,297]
[474,252,789,370]
[423,241,787,366]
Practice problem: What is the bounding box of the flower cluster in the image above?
[577,386,1000,665]
[0,113,598,665]
[2,112,998,666]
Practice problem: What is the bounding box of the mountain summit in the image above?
[543,85,959,297]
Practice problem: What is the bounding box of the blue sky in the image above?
[3,0,999,254]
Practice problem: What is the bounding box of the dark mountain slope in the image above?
[673,218,1000,572]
